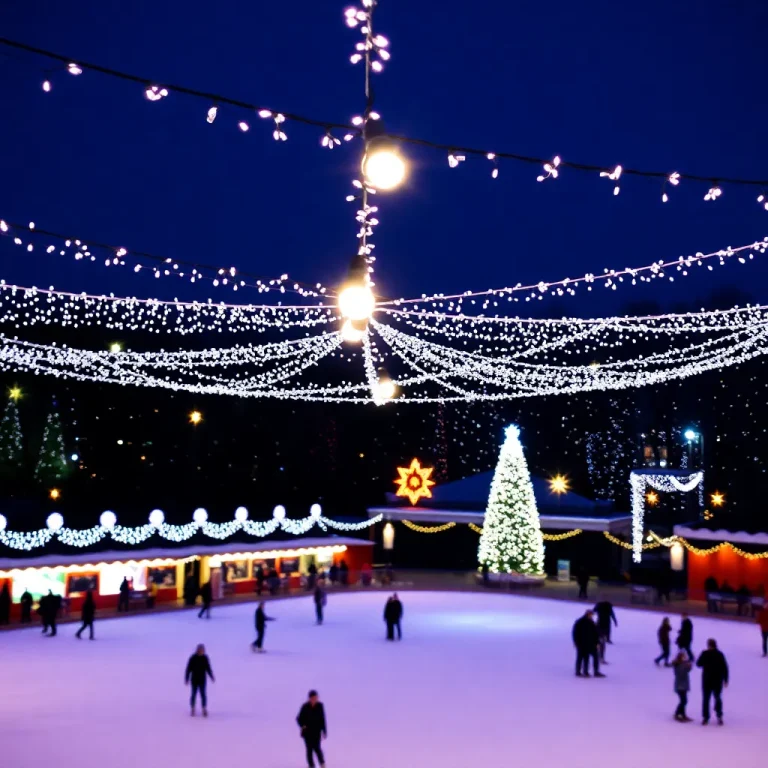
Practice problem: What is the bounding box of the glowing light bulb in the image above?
[9,386,22,401]
[234,506,248,522]
[49,488,61,501]
[341,318,367,343]
[362,146,407,190]
[189,410,203,425]
[310,503,322,519]
[374,378,396,401]
[109,342,122,353]
[193,507,208,525]
[42,80,52,92]
[0,514,6,531]
[100,510,117,529]
[338,284,375,321]
[149,509,165,527]
[273,505,287,521]
[549,474,569,495]
[46,512,64,531]
[207,106,218,123]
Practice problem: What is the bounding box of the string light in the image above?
[402,520,456,533]
[541,529,583,541]
[0,507,380,552]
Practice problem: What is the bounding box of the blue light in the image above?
[70,453,79,462]
[684,429,697,441]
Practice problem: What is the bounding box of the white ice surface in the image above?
[0,591,764,768]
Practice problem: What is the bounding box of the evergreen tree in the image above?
[0,396,23,471]
[478,424,545,576]
[35,403,69,485]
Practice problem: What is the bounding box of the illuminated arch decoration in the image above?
[630,470,703,562]
[394,458,436,505]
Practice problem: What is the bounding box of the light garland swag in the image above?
[0,506,383,552]
[630,471,703,562]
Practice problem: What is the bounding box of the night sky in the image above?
[1,0,767,315]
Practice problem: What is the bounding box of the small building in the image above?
[0,535,373,620]
[368,471,632,578]
[673,519,768,601]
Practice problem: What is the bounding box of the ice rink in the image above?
[0,590,763,768]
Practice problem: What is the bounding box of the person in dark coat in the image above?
[20,589,33,624]
[40,590,58,636]
[655,617,672,666]
[572,610,604,677]
[391,593,403,639]
[697,638,729,725]
[118,577,130,612]
[384,594,404,640]
[307,562,317,591]
[576,567,590,600]
[339,560,349,587]
[676,613,694,661]
[704,575,719,613]
[593,600,618,644]
[185,643,215,717]
[328,563,338,586]
[314,582,326,625]
[296,690,327,768]
[671,651,693,722]
[198,581,212,619]
[0,583,10,625]
[255,565,265,595]
[76,590,96,640]
[252,601,275,652]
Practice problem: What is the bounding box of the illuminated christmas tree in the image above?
[478,424,545,576]
[0,395,24,471]
[34,403,69,485]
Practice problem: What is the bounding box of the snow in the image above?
[1,591,764,768]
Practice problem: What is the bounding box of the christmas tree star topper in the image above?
[394,458,435,505]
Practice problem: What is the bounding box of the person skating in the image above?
[40,590,58,636]
[593,600,618,644]
[118,577,130,612]
[572,610,604,677]
[75,590,96,640]
[391,593,403,640]
[252,601,275,652]
[576,566,589,600]
[655,617,672,666]
[757,602,768,657]
[677,613,694,661]
[384,596,396,640]
[697,639,729,725]
[185,644,215,717]
[297,689,327,768]
[0,583,10,625]
[314,582,326,625]
[20,589,33,624]
[198,580,212,619]
[671,651,693,722]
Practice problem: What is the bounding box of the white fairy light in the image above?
[448,153,465,168]
[145,86,169,102]
[536,155,561,182]
[310,503,322,519]
[704,185,722,201]
[238,121,250,132]
[149,509,165,527]
[42,80,52,92]
[758,194,768,211]
[67,63,82,75]
[193,507,209,525]
[206,106,218,124]
[600,164,622,195]
[234,506,249,522]
[272,113,288,141]
[0,514,6,531]
[272,505,287,521]
[321,131,341,149]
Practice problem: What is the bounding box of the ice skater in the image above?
[185,644,215,717]
[697,638,729,725]
[252,601,275,652]
[384,594,403,640]
[20,589,33,624]
[0,583,10,625]
[572,610,604,677]
[297,689,327,768]
[75,590,96,640]
[676,613,694,661]
[671,651,693,722]
[757,602,768,657]
[593,599,618,644]
[40,590,58,636]
[198,580,212,619]
[314,581,326,625]
[118,577,130,612]
[576,566,590,599]
[655,617,672,666]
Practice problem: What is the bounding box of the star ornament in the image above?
[394,458,436,505]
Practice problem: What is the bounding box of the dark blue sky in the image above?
[1,0,767,315]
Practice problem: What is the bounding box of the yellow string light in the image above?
[468,523,484,534]
[402,520,457,533]
[649,531,768,559]
[542,529,583,541]
[602,531,661,550]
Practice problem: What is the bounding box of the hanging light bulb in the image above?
[338,254,375,321]
[374,367,397,402]
[361,118,407,191]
